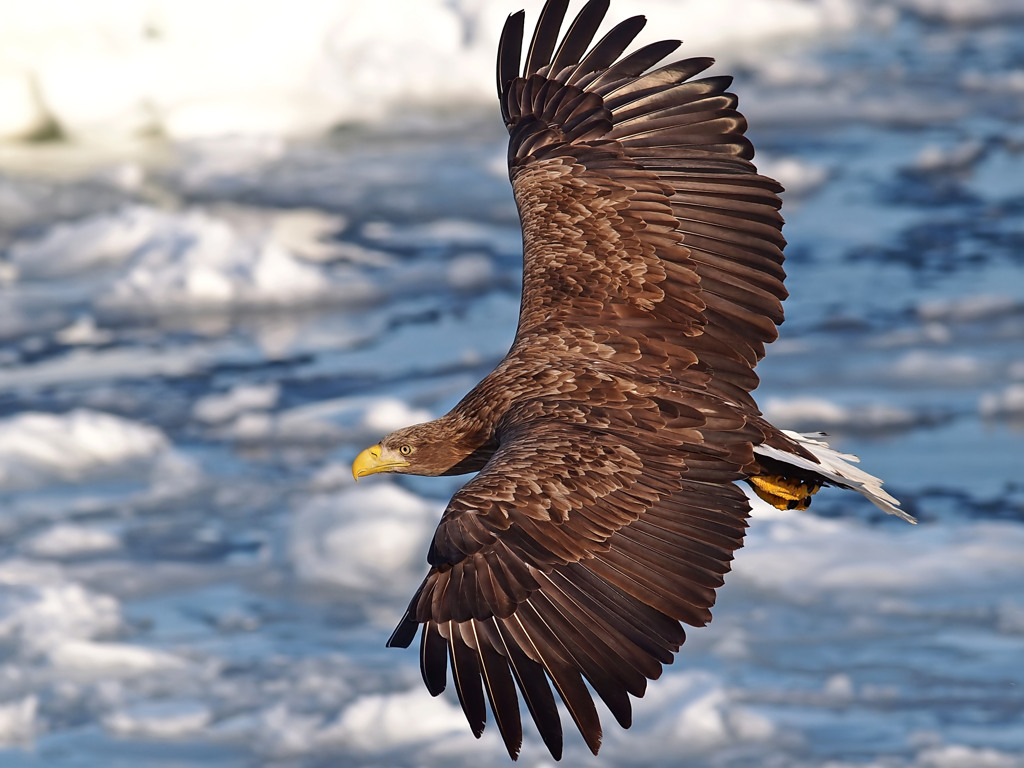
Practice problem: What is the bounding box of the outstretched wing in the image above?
[502,0,787,408]
[390,390,756,759]
[391,0,791,758]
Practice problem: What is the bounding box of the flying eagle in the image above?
[352,0,913,759]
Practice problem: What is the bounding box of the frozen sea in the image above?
[1,1,1023,766]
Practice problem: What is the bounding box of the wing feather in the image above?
[449,621,487,738]
[583,39,683,91]
[471,620,524,758]
[524,0,570,76]
[548,0,610,75]
[567,14,646,83]
[512,601,604,755]
[497,11,526,110]
[601,59,718,103]
[493,618,563,759]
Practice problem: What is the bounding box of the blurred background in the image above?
[1,0,1022,766]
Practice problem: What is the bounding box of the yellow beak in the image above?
[352,444,409,481]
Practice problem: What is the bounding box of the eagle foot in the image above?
[747,474,823,511]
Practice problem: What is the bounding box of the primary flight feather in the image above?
[352,0,913,759]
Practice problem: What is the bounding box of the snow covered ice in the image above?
[1,1,1024,766]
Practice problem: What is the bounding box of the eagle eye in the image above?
[399,444,413,456]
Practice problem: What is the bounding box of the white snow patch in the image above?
[0,345,226,395]
[218,412,277,443]
[917,743,1023,768]
[307,461,358,492]
[22,524,121,559]
[252,704,326,757]
[7,205,163,280]
[736,509,1024,602]
[191,383,430,446]
[193,383,281,424]
[333,688,468,752]
[104,700,211,739]
[912,140,985,173]
[102,209,343,309]
[295,291,520,382]
[220,410,340,445]
[361,218,519,253]
[870,321,952,348]
[763,396,920,432]
[361,398,433,435]
[205,393,434,446]
[917,294,1020,323]
[0,695,38,746]
[602,671,776,759]
[0,409,169,491]
[762,396,847,427]
[48,639,188,676]
[823,673,856,702]
[0,0,864,144]
[980,384,1024,419]
[962,68,1024,94]
[756,155,829,197]
[0,569,121,657]
[54,315,115,346]
[289,482,440,594]
[7,204,374,311]
[267,209,348,263]
[447,252,495,291]
[890,350,988,384]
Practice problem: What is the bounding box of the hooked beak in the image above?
[352,444,409,481]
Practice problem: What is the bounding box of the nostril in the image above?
[371,447,380,458]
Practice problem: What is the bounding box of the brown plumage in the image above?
[351,0,912,760]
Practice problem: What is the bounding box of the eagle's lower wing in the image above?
[389,394,756,758]
[390,1,797,759]
[503,0,788,408]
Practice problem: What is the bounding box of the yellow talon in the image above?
[748,474,822,511]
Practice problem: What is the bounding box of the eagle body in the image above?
[352,0,912,759]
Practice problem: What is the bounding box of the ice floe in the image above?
[5,204,371,312]
[0,409,170,491]
[104,700,212,740]
[289,482,441,595]
[0,696,37,747]
[193,383,281,425]
[737,505,1024,600]
[332,688,470,753]
[21,523,122,559]
[0,561,120,656]
[980,384,1024,420]
[763,396,924,433]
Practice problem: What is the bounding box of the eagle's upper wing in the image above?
[503,0,787,408]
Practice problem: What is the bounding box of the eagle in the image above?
[351,0,913,759]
